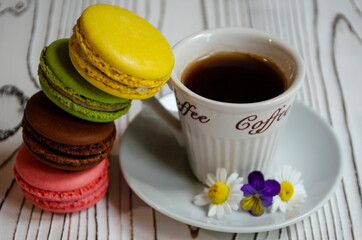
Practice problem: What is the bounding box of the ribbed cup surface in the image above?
[182,121,285,183]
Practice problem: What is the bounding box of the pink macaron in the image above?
[14,146,109,213]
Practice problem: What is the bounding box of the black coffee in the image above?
[182,52,287,103]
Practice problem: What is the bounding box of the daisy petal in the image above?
[217,168,227,183]
[224,202,232,214]
[205,173,216,187]
[226,173,238,185]
[293,172,302,184]
[230,184,243,192]
[283,166,292,179]
[271,197,280,213]
[193,193,210,206]
[228,200,239,210]
[228,192,243,201]
[208,204,217,217]
[229,177,244,190]
[233,177,244,185]
[216,205,224,219]
[279,202,286,212]
[275,170,282,182]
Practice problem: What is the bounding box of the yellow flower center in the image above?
[279,181,294,201]
[208,182,230,205]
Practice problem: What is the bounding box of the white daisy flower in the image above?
[193,168,244,219]
[271,165,307,213]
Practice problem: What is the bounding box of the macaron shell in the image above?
[15,146,108,192]
[79,4,174,81]
[25,91,115,145]
[21,185,107,213]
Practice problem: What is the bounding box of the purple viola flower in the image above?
[240,171,280,216]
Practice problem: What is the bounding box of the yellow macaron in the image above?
[69,4,174,100]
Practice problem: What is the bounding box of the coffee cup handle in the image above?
[142,97,185,146]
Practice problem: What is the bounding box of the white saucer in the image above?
[119,94,343,233]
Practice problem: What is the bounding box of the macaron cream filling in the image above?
[22,184,108,211]
[22,115,115,157]
[41,70,122,112]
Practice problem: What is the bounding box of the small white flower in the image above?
[271,165,307,213]
[193,168,243,219]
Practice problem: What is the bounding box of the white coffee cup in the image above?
[143,28,305,184]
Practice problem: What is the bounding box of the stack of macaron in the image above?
[14,4,174,213]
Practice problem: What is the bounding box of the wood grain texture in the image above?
[0,0,361,239]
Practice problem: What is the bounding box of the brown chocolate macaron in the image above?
[22,91,116,170]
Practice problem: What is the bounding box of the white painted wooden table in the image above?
[0,0,361,239]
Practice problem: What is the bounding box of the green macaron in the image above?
[38,39,131,122]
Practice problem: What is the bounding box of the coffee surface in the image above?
[182,52,287,103]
